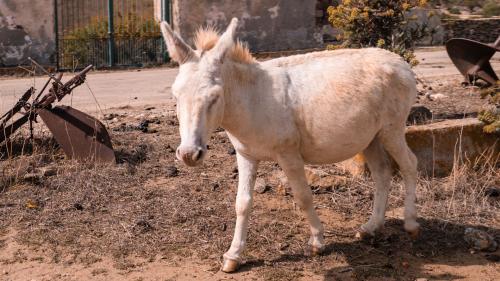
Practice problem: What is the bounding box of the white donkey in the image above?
[161,18,419,272]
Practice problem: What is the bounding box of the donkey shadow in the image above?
[240,218,500,280]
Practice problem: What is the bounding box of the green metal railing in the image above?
[55,0,171,70]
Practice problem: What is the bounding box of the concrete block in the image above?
[340,118,499,177]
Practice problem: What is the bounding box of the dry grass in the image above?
[0,105,498,280]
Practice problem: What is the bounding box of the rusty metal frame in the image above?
[0,59,115,163]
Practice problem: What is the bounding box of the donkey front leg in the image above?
[222,153,259,273]
[278,153,325,255]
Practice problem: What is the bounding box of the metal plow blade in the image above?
[38,106,115,163]
[446,36,500,86]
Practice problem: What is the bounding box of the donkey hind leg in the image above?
[356,137,392,239]
[278,153,325,255]
[380,128,419,238]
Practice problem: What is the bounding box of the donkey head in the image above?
[161,18,238,167]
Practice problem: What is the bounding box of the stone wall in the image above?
[443,18,500,43]
[0,0,55,66]
[171,0,319,52]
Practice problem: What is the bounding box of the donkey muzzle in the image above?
[176,145,206,166]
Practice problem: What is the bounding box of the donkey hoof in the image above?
[305,245,324,256]
[405,222,420,240]
[406,227,420,240]
[221,258,240,273]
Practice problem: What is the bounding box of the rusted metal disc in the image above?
[446,37,499,85]
[38,106,115,163]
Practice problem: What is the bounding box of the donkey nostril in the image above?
[193,148,203,162]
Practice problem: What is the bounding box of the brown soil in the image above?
[416,76,492,121]
[0,101,499,281]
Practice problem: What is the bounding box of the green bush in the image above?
[327,0,431,66]
[60,13,161,69]
[483,0,500,16]
[478,83,500,134]
[447,6,461,14]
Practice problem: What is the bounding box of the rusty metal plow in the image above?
[446,35,500,86]
[0,59,115,163]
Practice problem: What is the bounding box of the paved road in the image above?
[1,48,499,114]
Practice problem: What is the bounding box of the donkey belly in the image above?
[299,111,381,164]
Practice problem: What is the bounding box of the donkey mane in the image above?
[194,26,256,64]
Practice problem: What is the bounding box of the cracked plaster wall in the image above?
[0,0,55,66]
[171,0,319,52]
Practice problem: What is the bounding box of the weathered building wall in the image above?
[171,0,319,52]
[0,0,55,66]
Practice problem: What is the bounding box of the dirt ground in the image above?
[0,99,499,281]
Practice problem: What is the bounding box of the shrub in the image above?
[478,83,500,134]
[327,0,431,66]
[447,6,461,14]
[60,13,161,69]
[483,0,500,17]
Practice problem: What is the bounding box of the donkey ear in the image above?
[210,18,239,62]
[160,21,195,64]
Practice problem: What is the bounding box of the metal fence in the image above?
[55,0,170,70]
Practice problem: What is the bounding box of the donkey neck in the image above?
[220,60,291,151]
[220,61,268,136]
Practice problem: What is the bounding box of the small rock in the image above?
[485,254,500,262]
[279,243,289,250]
[165,145,176,153]
[134,219,153,233]
[211,183,219,191]
[427,93,448,101]
[485,187,499,197]
[228,147,236,155]
[23,173,42,183]
[73,203,84,211]
[103,113,118,121]
[145,106,156,111]
[408,105,432,125]
[41,166,57,177]
[464,228,498,252]
[254,178,270,194]
[165,166,179,177]
[137,120,150,133]
[221,223,227,231]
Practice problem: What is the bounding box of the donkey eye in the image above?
[207,96,219,110]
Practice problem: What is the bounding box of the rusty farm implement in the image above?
[0,60,115,163]
[446,35,500,86]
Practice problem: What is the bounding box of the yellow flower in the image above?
[362,12,369,20]
[376,39,385,47]
[343,0,351,5]
[402,3,411,11]
[386,9,395,17]
[351,7,360,18]
[418,0,427,7]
